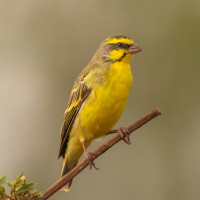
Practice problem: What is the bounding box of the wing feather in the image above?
[58,67,92,159]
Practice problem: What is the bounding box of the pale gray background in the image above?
[0,1,200,200]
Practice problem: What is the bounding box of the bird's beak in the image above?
[128,44,142,54]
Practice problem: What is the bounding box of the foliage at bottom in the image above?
[0,174,42,200]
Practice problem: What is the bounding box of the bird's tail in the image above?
[60,143,86,192]
[60,156,78,192]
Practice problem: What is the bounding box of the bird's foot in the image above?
[117,127,131,145]
[84,151,99,170]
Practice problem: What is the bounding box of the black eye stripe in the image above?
[117,43,123,47]
[116,43,131,49]
[106,43,131,52]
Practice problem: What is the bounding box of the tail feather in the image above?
[60,180,73,192]
[60,157,78,191]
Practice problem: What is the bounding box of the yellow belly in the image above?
[76,62,133,143]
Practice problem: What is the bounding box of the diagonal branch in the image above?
[41,108,162,200]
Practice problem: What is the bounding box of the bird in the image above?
[58,34,142,191]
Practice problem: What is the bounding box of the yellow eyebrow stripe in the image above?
[105,38,134,45]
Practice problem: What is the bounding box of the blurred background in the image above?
[0,0,200,200]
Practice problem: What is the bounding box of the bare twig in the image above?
[42,108,162,200]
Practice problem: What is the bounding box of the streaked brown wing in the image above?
[58,67,92,159]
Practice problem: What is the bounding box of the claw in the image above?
[117,127,131,145]
[84,151,99,170]
[82,141,99,170]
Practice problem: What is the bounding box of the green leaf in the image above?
[0,175,8,186]
[0,186,5,195]
[16,183,35,194]
[35,196,42,200]
[16,173,23,180]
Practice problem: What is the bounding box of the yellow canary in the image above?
[58,35,142,191]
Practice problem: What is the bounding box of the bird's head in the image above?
[96,35,142,63]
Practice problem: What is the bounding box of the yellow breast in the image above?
[77,62,133,142]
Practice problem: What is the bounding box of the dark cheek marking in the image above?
[116,52,127,62]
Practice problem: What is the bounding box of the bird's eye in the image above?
[117,43,123,47]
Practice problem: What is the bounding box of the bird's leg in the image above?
[117,127,131,145]
[81,140,99,170]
